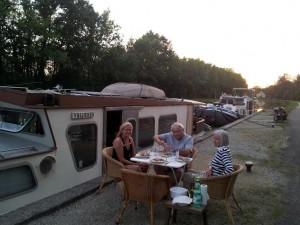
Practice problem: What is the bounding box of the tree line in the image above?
[263,74,300,101]
[0,0,247,99]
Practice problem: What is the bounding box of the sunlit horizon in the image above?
[90,0,300,88]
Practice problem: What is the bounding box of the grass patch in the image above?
[263,99,299,112]
[235,179,284,225]
[193,110,295,225]
[234,153,258,162]
[202,184,283,225]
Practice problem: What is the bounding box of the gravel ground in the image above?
[277,105,300,225]
[23,109,294,225]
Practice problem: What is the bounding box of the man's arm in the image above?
[153,133,170,151]
[179,135,194,157]
[153,134,165,145]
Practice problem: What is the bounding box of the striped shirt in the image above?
[210,146,233,176]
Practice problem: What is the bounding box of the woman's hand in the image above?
[206,168,212,177]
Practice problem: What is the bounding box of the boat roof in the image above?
[0,85,192,109]
[182,99,206,106]
[220,95,245,99]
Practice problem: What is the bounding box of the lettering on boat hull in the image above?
[71,112,94,120]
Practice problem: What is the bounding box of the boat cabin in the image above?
[220,88,255,116]
[0,83,193,215]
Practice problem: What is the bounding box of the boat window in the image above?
[234,98,244,106]
[138,117,155,148]
[0,165,36,200]
[227,99,234,104]
[220,99,225,104]
[0,108,33,132]
[158,114,177,134]
[22,114,45,135]
[67,124,97,170]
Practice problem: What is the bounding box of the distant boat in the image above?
[195,104,239,127]
[220,88,256,117]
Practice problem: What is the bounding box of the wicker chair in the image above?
[116,169,170,225]
[200,164,244,225]
[97,147,125,192]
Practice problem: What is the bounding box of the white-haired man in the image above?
[153,122,194,157]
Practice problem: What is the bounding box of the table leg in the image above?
[170,168,179,185]
[203,208,208,225]
[178,166,185,185]
[166,208,173,225]
[173,209,177,223]
[171,167,186,186]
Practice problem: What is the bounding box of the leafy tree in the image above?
[0,0,121,89]
[264,74,300,100]
[124,31,179,93]
[0,1,248,98]
[53,4,121,89]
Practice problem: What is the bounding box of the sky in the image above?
[89,0,300,88]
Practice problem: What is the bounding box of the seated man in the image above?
[153,122,194,157]
[153,122,194,184]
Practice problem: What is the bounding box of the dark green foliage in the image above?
[0,0,247,98]
[264,74,300,101]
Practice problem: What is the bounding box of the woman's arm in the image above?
[221,148,234,175]
[113,137,137,166]
[129,136,136,157]
[206,166,212,177]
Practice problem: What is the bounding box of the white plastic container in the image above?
[170,186,188,199]
[200,184,209,205]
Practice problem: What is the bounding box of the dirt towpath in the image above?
[278,106,300,225]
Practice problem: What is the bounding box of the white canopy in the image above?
[101,82,166,99]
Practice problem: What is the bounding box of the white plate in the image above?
[172,196,192,206]
[150,158,167,164]
[135,154,149,159]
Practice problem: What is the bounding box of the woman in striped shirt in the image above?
[207,129,233,176]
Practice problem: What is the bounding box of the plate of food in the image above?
[178,156,193,163]
[150,157,167,164]
[135,153,150,159]
[175,158,185,163]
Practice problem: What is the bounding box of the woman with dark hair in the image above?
[207,129,233,176]
[112,121,141,171]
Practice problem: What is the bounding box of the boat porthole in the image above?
[40,156,56,175]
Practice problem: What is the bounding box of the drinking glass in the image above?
[199,170,207,178]
[170,147,176,158]
[150,144,159,159]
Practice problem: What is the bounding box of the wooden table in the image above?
[165,200,208,225]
